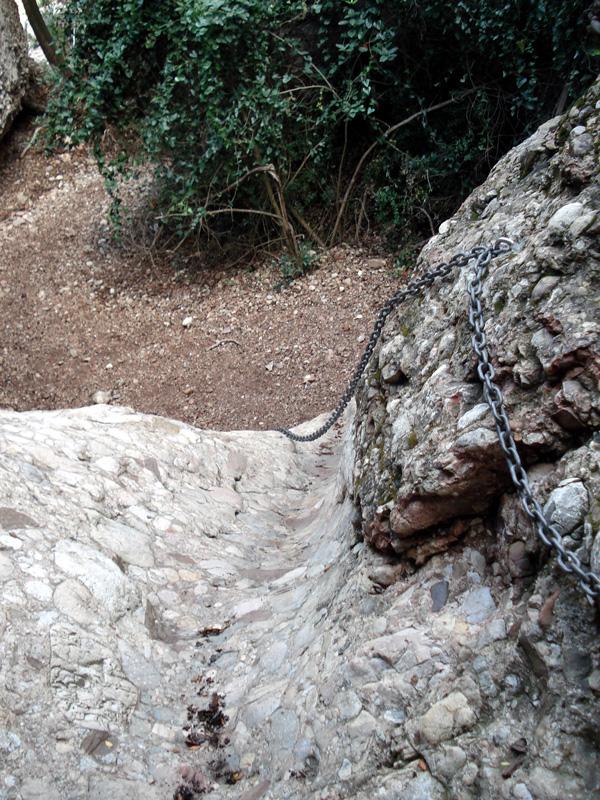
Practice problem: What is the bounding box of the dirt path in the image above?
[0,117,398,432]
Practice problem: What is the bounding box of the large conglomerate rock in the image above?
[354,79,600,569]
[0,0,28,139]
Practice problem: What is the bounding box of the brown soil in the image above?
[0,116,399,432]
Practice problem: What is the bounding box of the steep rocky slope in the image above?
[0,83,599,800]
[354,80,600,570]
[0,0,28,139]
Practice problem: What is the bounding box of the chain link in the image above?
[275,239,600,602]
[467,242,600,603]
[275,246,476,443]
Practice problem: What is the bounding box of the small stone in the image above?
[417,691,476,745]
[336,690,362,721]
[430,745,467,780]
[0,552,13,581]
[509,541,535,578]
[543,481,588,535]
[54,579,99,625]
[24,580,53,603]
[562,648,592,681]
[54,539,139,620]
[570,211,597,238]
[92,390,111,405]
[569,130,593,156]
[430,580,449,612]
[459,586,495,623]
[438,220,452,235]
[456,403,490,430]
[0,533,23,550]
[477,618,506,648]
[512,784,533,800]
[588,669,600,693]
[591,532,600,577]
[338,759,352,781]
[531,275,559,302]
[383,708,405,724]
[271,708,300,750]
[0,730,21,753]
[547,202,584,236]
[182,316,193,328]
[303,374,316,384]
[20,779,61,800]
[151,723,178,741]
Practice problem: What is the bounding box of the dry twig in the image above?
[208,339,242,351]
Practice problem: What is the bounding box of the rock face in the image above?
[1,88,599,800]
[354,79,600,569]
[0,0,28,139]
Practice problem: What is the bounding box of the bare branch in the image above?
[328,92,475,245]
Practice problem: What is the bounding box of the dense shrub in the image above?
[46,0,598,257]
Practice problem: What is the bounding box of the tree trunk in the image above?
[21,0,62,67]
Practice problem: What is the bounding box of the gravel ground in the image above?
[0,116,401,432]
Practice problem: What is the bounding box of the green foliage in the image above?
[45,0,598,258]
[274,242,319,289]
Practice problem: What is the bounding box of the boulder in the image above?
[354,78,600,572]
[0,0,28,139]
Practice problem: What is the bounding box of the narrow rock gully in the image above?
[2,404,442,799]
[5,399,596,800]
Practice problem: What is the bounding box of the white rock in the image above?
[454,427,497,451]
[547,202,584,234]
[23,580,53,603]
[338,759,352,780]
[418,691,476,745]
[54,540,139,620]
[457,403,490,430]
[92,390,111,404]
[182,316,193,328]
[0,552,13,580]
[90,519,155,568]
[570,211,596,238]
[544,481,589,535]
[53,579,100,625]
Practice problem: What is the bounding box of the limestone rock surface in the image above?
[0,410,598,799]
[0,0,28,139]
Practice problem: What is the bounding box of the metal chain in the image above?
[467,242,600,603]
[274,244,496,442]
[276,239,600,602]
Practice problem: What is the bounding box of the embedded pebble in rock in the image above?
[411,691,477,745]
[1,82,600,800]
[430,579,449,611]
[543,480,589,535]
[547,202,585,235]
